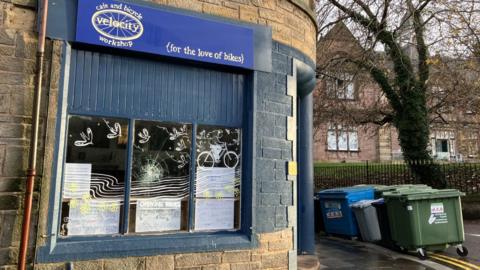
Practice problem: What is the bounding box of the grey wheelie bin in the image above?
[351,199,382,242]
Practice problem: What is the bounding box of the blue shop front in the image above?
[34,0,316,267]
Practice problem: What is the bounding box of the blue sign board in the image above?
[75,0,254,69]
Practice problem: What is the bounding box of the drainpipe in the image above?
[18,1,49,269]
[295,60,316,255]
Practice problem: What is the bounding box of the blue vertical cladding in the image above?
[68,49,245,127]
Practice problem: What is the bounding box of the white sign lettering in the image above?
[135,199,181,232]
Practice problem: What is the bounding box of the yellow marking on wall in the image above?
[288,161,298,176]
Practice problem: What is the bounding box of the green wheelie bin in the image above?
[383,188,467,260]
[372,185,432,249]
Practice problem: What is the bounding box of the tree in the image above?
[314,0,480,188]
[436,0,480,59]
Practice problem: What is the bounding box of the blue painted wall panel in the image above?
[68,49,245,127]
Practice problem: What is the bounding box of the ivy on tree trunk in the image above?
[327,0,447,188]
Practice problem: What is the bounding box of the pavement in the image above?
[312,236,449,270]
[299,220,480,270]
[435,219,480,269]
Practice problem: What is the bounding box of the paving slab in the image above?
[312,236,452,270]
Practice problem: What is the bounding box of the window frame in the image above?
[325,72,356,101]
[38,46,256,263]
[326,124,359,152]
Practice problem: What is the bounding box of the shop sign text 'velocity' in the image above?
[76,0,254,69]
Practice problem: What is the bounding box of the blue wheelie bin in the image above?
[317,186,375,237]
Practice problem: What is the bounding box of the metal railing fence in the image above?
[314,161,480,195]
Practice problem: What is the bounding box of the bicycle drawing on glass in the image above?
[196,129,240,168]
[197,143,239,168]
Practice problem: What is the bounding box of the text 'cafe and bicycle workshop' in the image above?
[3,0,318,269]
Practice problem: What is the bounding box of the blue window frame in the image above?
[38,46,256,262]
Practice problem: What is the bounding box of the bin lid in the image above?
[355,184,387,189]
[351,198,384,208]
[375,185,432,196]
[375,184,431,192]
[317,186,374,198]
[383,188,464,201]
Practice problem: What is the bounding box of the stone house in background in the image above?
[0,0,317,269]
[313,23,480,163]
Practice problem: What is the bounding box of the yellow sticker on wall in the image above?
[288,161,298,176]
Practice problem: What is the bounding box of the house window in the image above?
[326,73,355,100]
[327,124,358,151]
[435,139,449,153]
[431,130,455,160]
[60,115,242,237]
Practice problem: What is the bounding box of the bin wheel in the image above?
[456,246,468,257]
[416,248,428,260]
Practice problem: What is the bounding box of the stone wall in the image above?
[0,0,55,268]
[35,229,293,270]
[149,0,316,61]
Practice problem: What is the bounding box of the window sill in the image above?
[326,149,360,153]
[37,231,255,263]
[326,97,357,101]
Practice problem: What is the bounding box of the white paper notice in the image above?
[67,199,120,236]
[194,198,234,231]
[63,163,92,199]
[135,199,181,232]
[196,167,236,198]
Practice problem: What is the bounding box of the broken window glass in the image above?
[129,121,191,233]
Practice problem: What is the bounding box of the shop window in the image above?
[194,125,241,231]
[60,115,242,237]
[39,49,253,263]
[129,121,192,233]
[327,124,358,151]
[61,115,128,236]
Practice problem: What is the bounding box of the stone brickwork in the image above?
[254,42,313,235]
[378,126,392,161]
[34,229,293,270]
[0,0,56,268]
[146,0,316,61]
